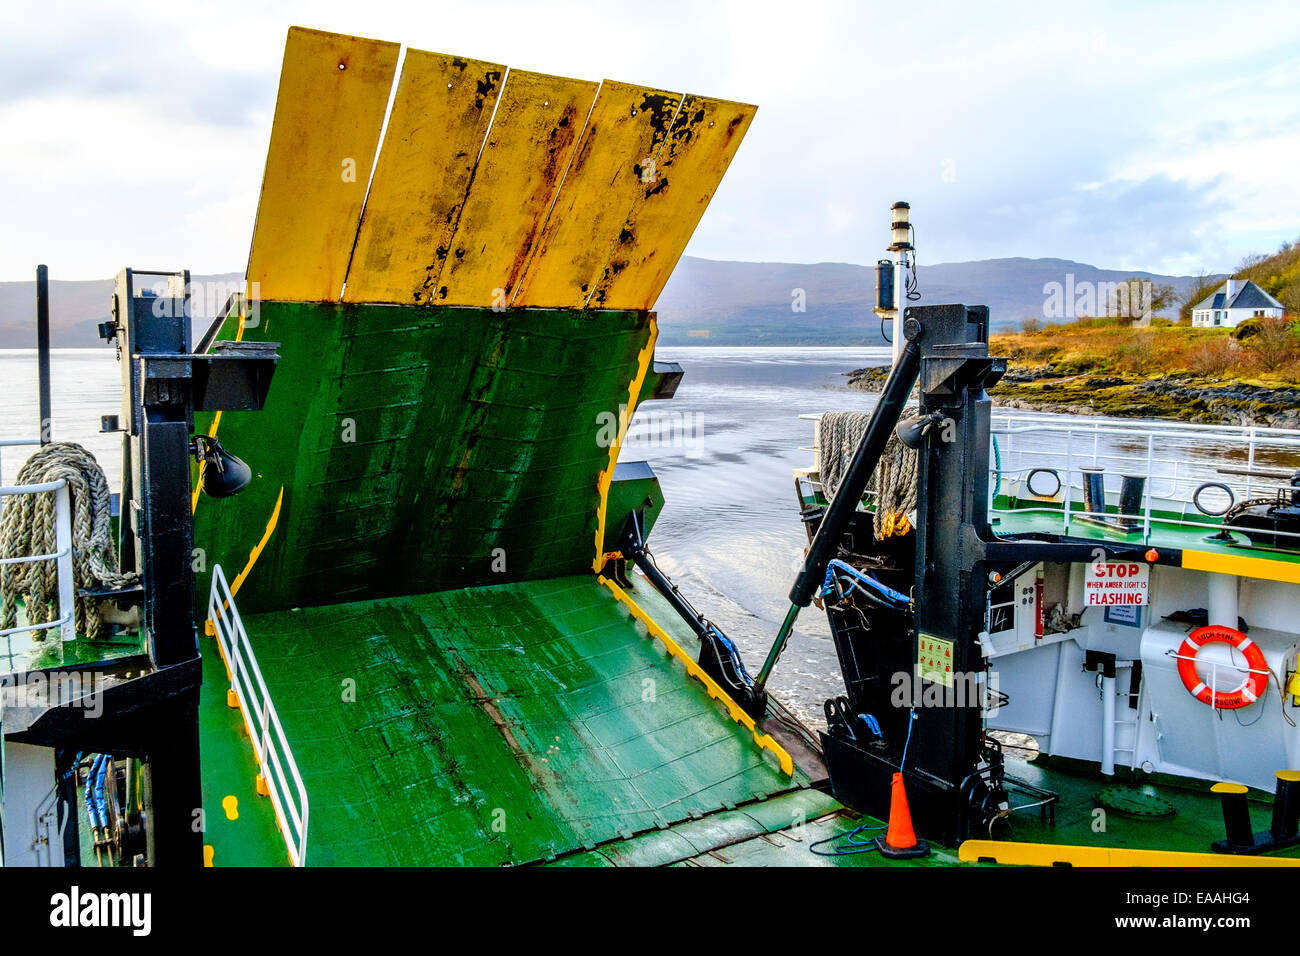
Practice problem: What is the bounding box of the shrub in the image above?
[1020,317,1043,333]
[1234,318,1262,341]
[1249,317,1299,372]
[1190,338,1237,377]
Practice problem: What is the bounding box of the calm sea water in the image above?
[4,346,1294,729]
[0,345,879,726]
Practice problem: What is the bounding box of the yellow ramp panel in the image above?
[510,81,682,309]
[343,49,506,305]
[247,27,399,302]
[430,69,599,306]
[585,95,756,311]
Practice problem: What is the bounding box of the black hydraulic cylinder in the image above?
[754,334,922,691]
[36,264,52,443]
[622,524,713,645]
[790,336,922,608]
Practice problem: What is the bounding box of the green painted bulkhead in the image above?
[192,301,654,613]
[190,299,809,866]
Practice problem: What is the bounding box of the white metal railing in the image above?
[796,411,1300,548]
[207,564,310,866]
[0,438,42,492]
[0,476,76,653]
[988,417,1300,547]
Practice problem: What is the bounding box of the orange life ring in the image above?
[1176,625,1268,709]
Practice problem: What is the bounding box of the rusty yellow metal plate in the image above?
[511,81,681,308]
[246,27,399,302]
[585,95,756,310]
[429,69,599,307]
[343,49,505,305]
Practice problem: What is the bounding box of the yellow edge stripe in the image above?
[598,574,794,776]
[959,839,1300,868]
[1182,548,1300,585]
[229,486,284,597]
[192,305,247,515]
[591,314,656,571]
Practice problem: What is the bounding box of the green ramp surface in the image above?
[219,575,802,865]
[192,301,652,615]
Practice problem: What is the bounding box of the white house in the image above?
[1191,278,1285,328]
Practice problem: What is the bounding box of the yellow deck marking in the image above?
[222,795,239,821]
[592,315,656,571]
[343,49,505,304]
[958,839,1300,867]
[246,27,399,301]
[192,305,246,514]
[229,486,284,596]
[599,575,794,776]
[585,94,756,310]
[511,81,682,308]
[430,69,599,306]
[1182,548,1300,585]
[203,844,215,867]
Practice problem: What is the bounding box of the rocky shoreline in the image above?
[846,364,1300,428]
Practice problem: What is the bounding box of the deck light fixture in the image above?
[192,436,252,498]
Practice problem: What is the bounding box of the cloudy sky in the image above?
[3,0,1298,281]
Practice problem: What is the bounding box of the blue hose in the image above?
[93,755,109,831]
[823,559,910,607]
[992,434,1003,499]
[84,755,104,831]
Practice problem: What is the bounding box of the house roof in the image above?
[1193,279,1283,312]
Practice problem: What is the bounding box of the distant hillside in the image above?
[0,258,1212,348]
[652,257,1211,345]
[0,273,242,349]
[1236,237,1300,315]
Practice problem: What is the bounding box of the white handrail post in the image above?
[54,481,75,642]
[1142,434,1154,542]
[1063,430,1074,535]
[1246,427,1256,499]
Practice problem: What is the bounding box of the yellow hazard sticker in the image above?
[918,633,954,687]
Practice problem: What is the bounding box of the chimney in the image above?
[1224,278,1238,301]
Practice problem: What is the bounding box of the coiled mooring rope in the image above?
[817,410,918,540]
[0,442,137,641]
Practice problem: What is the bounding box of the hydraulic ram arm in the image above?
[754,326,923,690]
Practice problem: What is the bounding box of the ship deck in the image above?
[198,568,1300,868]
[199,572,808,866]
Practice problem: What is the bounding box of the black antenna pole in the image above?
[36,264,52,444]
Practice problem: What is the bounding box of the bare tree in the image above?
[1180,270,1220,325]
[1280,284,1300,320]
[1250,317,1298,372]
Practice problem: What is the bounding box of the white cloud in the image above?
[2,0,1298,280]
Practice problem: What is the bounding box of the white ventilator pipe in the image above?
[888,202,912,368]
[892,247,904,366]
[1101,661,1135,777]
[1067,561,1086,616]
[1207,573,1239,629]
[1101,673,1117,776]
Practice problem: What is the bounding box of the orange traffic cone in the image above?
[875,772,930,859]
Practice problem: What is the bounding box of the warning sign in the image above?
[1084,561,1149,607]
[918,633,954,687]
